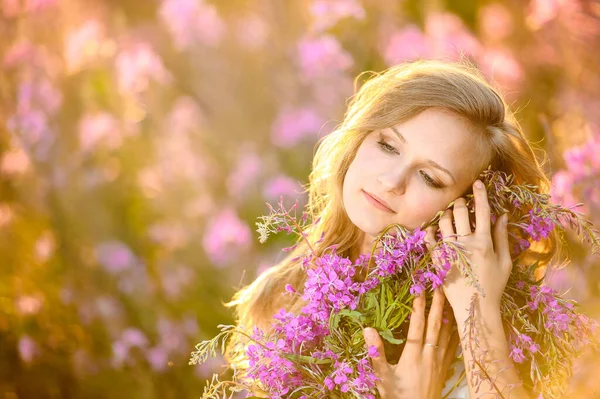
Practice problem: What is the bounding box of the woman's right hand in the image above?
[363,288,460,399]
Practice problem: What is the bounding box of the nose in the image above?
[377,165,408,195]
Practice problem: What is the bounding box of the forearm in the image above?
[454,302,531,399]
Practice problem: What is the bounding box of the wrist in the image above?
[452,298,502,330]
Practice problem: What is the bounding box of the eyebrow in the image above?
[389,127,457,184]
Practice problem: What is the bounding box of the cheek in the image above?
[399,195,446,228]
[344,145,374,188]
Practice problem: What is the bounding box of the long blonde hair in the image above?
[225,59,559,370]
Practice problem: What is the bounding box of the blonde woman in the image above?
[227,59,554,398]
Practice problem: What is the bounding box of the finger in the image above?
[405,293,426,358]
[424,225,438,251]
[363,328,390,376]
[439,209,456,242]
[442,331,460,379]
[494,213,512,269]
[452,197,472,237]
[436,307,455,362]
[424,287,445,350]
[473,180,491,237]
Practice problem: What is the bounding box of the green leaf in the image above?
[380,329,404,345]
[284,353,333,365]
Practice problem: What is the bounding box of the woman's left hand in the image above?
[429,179,513,314]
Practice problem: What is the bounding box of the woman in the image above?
[226,59,556,398]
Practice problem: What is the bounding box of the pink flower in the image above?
[478,47,524,91]
[367,345,379,358]
[159,0,225,50]
[95,241,138,274]
[297,35,353,80]
[15,295,43,315]
[78,112,122,152]
[64,20,108,73]
[147,346,169,372]
[478,3,513,42]
[234,14,268,50]
[263,175,302,201]
[309,0,366,33]
[227,151,262,198]
[18,335,38,363]
[202,207,251,266]
[271,106,324,148]
[426,12,481,60]
[381,25,429,65]
[115,43,172,95]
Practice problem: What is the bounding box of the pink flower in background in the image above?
[526,0,573,31]
[2,0,20,17]
[478,3,513,43]
[95,296,124,320]
[195,353,226,379]
[64,20,113,73]
[78,112,121,152]
[17,78,62,114]
[0,146,31,176]
[25,0,56,12]
[95,240,138,274]
[234,14,268,50]
[297,35,354,80]
[426,12,481,60]
[227,151,262,198]
[182,315,199,336]
[112,341,129,367]
[161,264,195,301]
[263,174,302,202]
[202,207,251,266]
[165,96,207,134]
[157,318,187,353]
[382,24,429,65]
[18,335,38,363]
[551,134,600,216]
[122,328,149,347]
[564,138,600,179]
[309,0,366,33]
[148,222,189,250]
[545,267,589,302]
[3,0,57,15]
[271,106,324,148]
[551,170,578,209]
[115,43,172,95]
[478,47,524,91]
[71,349,98,377]
[3,40,38,68]
[15,295,43,315]
[147,346,169,372]
[311,73,354,110]
[159,0,225,50]
[112,328,149,367]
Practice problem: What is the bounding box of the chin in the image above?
[344,205,387,237]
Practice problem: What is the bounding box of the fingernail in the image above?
[364,328,376,341]
[502,213,508,225]
[474,180,484,189]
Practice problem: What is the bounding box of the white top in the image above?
[441,346,470,398]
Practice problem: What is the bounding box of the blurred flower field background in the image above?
[2,0,600,397]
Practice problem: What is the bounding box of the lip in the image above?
[362,190,395,213]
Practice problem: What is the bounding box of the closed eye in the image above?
[377,133,445,190]
[419,170,444,189]
[376,138,397,154]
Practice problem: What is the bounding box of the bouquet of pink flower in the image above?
[190,169,600,399]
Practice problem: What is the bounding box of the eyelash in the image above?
[376,135,445,189]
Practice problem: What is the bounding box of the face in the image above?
[342,108,486,242]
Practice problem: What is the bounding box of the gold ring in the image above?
[457,233,472,237]
[424,342,439,348]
